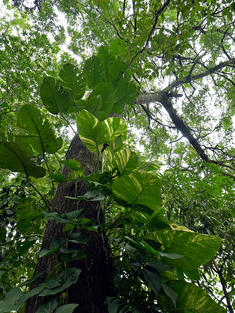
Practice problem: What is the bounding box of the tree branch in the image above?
[135,92,235,180]
[213,260,234,313]
[164,58,235,91]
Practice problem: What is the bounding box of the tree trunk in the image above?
[25,135,115,313]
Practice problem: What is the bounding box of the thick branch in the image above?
[135,92,235,180]
[164,58,235,91]
[213,261,234,313]
[159,93,210,161]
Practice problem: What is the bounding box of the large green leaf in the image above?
[148,230,221,270]
[17,104,62,153]
[77,110,127,153]
[83,46,126,88]
[105,117,127,142]
[143,266,161,296]
[86,82,115,120]
[35,298,58,313]
[40,76,71,114]
[39,267,81,296]
[112,172,161,213]
[59,63,85,102]
[55,304,79,313]
[0,141,46,178]
[113,78,137,114]
[160,281,226,313]
[112,149,138,175]
[0,288,23,313]
[77,109,109,153]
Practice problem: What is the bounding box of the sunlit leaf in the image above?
[160,281,226,313]
[112,149,138,175]
[112,172,161,212]
[148,230,221,270]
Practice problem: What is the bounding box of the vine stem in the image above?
[26,176,51,211]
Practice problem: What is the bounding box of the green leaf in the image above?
[105,117,127,142]
[113,78,137,114]
[0,287,24,313]
[77,110,127,153]
[35,298,58,313]
[184,268,200,281]
[83,46,126,88]
[112,172,161,213]
[161,283,177,307]
[18,286,45,304]
[0,141,46,178]
[141,240,183,259]
[160,281,226,313]
[143,266,161,296]
[5,287,22,304]
[112,149,139,175]
[77,109,109,153]
[148,230,221,270]
[59,63,85,102]
[39,267,81,296]
[52,173,67,182]
[63,159,81,170]
[17,104,62,153]
[106,297,125,313]
[55,304,79,313]
[39,247,59,258]
[83,55,105,88]
[86,82,115,120]
[16,201,43,221]
[40,76,71,114]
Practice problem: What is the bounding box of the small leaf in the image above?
[5,287,22,304]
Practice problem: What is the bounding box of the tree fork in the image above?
[25,135,115,313]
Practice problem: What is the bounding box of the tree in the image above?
[0,1,234,313]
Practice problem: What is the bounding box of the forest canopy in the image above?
[0,1,234,313]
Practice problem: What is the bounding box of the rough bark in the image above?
[25,135,115,313]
